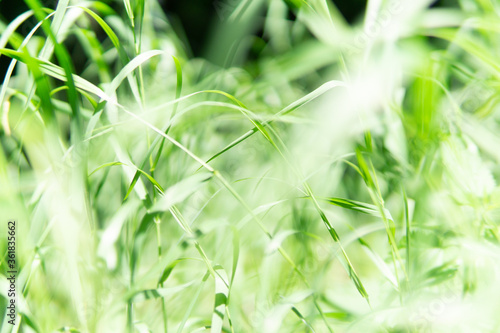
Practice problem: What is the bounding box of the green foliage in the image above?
[1,0,500,332]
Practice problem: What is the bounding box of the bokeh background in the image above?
[1,0,500,332]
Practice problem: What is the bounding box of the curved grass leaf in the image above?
[88,161,125,177]
[323,197,393,220]
[87,160,164,198]
[158,258,187,285]
[75,6,130,65]
[150,172,213,213]
[205,80,346,164]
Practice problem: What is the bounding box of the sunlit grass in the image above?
[1,0,500,332]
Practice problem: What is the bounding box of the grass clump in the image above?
[1,0,500,332]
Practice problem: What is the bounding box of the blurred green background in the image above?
[1,0,500,332]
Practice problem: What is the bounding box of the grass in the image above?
[1,0,500,332]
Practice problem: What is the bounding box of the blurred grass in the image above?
[1,0,500,332]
